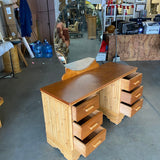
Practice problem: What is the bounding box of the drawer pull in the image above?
[135,106,141,111]
[135,93,141,98]
[90,123,98,130]
[134,80,140,85]
[85,106,94,112]
[93,140,102,148]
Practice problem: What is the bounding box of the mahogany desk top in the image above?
[40,62,137,105]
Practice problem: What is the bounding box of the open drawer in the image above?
[72,95,99,122]
[121,72,142,91]
[120,98,143,117]
[121,86,143,105]
[74,126,106,157]
[73,110,103,140]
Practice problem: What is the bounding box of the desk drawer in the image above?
[73,110,103,140]
[74,126,106,157]
[120,98,143,117]
[72,95,99,122]
[121,86,143,105]
[121,72,142,91]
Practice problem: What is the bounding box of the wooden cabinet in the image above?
[86,16,96,39]
[41,62,144,160]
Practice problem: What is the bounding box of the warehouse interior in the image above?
[0,58,160,160]
[0,0,160,160]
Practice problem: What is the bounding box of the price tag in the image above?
[6,7,12,15]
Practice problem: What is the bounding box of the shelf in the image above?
[103,3,135,31]
[105,3,134,6]
[106,15,133,17]
[106,15,114,17]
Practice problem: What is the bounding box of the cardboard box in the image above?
[3,4,18,37]
[2,0,17,5]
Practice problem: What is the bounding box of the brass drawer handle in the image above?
[135,106,141,111]
[90,123,98,130]
[134,80,140,85]
[135,93,141,98]
[85,106,94,112]
[93,140,102,148]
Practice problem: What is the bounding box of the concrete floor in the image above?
[0,55,160,160]
[68,32,101,63]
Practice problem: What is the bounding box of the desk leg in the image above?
[9,50,15,77]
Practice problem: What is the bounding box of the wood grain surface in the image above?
[74,126,106,157]
[40,62,137,105]
[120,98,143,117]
[87,16,97,39]
[121,86,143,105]
[72,95,99,122]
[73,110,103,140]
[121,72,142,91]
[41,92,80,160]
[107,34,160,61]
[99,80,125,124]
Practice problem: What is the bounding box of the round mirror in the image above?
[54,1,102,65]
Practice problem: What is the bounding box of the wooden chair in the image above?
[0,97,4,128]
[68,21,79,33]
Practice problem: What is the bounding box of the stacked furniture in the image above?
[41,62,143,160]
[54,22,70,64]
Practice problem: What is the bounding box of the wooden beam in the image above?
[17,44,28,67]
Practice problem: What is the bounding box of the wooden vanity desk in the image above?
[40,62,143,160]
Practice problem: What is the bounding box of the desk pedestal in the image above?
[99,80,125,125]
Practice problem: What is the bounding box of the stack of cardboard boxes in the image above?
[2,2,19,38]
